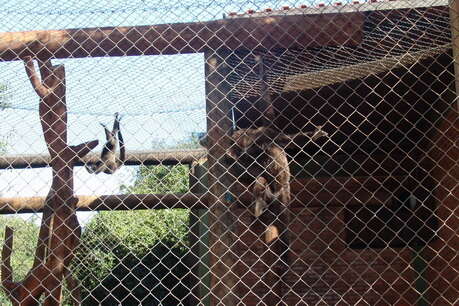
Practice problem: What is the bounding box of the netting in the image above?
[0,0,457,305]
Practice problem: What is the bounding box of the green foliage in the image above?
[0,129,14,155]
[74,209,190,305]
[76,151,194,305]
[74,135,203,304]
[122,164,189,194]
[0,216,39,305]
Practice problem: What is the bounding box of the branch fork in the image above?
[1,56,98,305]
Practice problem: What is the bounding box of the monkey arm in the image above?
[116,129,126,167]
[100,123,111,141]
[113,112,120,132]
[310,125,328,140]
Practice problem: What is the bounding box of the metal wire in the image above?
[0,0,457,305]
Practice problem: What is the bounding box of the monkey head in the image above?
[229,128,270,157]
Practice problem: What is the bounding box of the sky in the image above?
[0,0,298,155]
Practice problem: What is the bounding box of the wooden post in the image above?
[204,50,239,305]
[423,108,459,304]
[188,160,211,306]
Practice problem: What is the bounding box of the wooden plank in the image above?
[0,149,206,169]
[0,174,405,214]
[228,0,448,18]
[0,175,408,214]
[0,193,207,214]
[188,161,211,306]
[0,187,386,214]
[204,50,239,305]
[0,13,363,61]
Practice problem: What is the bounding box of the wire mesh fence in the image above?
[0,0,457,305]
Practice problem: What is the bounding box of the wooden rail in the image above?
[0,13,362,61]
[0,149,206,169]
[0,176,403,214]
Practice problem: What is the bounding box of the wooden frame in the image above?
[0,13,362,61]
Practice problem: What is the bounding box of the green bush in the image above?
[75,164,191,305]
[0,216,39,305]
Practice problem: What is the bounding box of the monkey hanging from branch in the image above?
[85,112,126,174]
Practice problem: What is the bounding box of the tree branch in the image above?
[1,227,15,292]
[23,56,50,99]
[2,58,90,305]
[70,140,99,161]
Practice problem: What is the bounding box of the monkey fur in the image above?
[85,112,125,174]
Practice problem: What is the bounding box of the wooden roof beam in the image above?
[0,13,363,61]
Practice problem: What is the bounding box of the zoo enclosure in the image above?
[0,0,457,305]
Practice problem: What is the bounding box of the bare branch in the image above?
[23,56,50,98]
[1,227,16,293]
[70,140,99,161]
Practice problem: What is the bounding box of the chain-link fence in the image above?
[0,0,457,305]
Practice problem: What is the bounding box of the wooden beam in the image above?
[187,161,211,306]
[204,50,239,305]
[0,190,391,214]
[0,149,206,169]
[0,175,404,214]
[0,139,330,169]
[0,193,207,214]
[0,13,363,61]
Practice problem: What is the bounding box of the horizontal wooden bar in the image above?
[0,135,330,170]
[0,193,208,214]
[0,13,362,61]
[0,149,206,169]
[0,176,403,214]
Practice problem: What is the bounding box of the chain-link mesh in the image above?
[0,0,457,305]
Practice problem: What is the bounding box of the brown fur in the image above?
[227,125,327,215]
[85,112,125,174]
[228,127,291,217]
